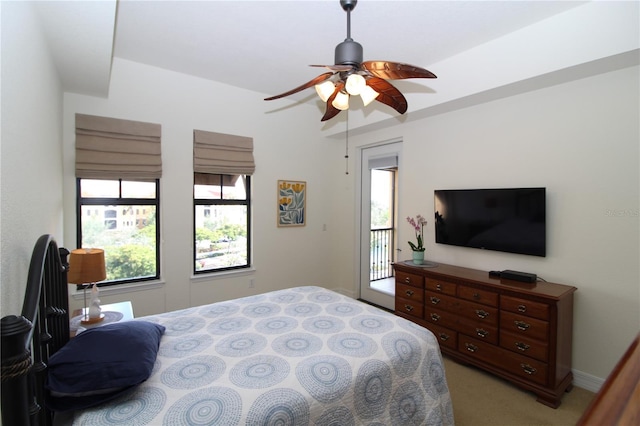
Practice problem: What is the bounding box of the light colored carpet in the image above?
[443,356,595,426]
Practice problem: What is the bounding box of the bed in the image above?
[1,235,454,425]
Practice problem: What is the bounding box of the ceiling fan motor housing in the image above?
[335,39,363,66]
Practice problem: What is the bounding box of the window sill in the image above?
[70,280,165,300]
[191,266,256,283]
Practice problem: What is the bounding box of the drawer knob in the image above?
[404,277,411,283]
[430,313,441,322]
[436,284,442,291]
[515,320,530,331]
[404,304,414,312]
[476,309,489,319]
[473,293,480,299]
[430,296,441,305]
[515,342,530,352]
[405,289,414,297]
[465,343,478,353]
[439,333,450,342]
[476,328,488,338]
[521,363,537,375]
[517,304,527,313]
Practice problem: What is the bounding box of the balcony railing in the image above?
[370,227,394,281]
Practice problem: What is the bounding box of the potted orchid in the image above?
[407,214,427,264]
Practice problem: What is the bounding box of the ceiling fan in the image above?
[264,0,437,122]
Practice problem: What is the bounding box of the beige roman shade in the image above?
[75,114,162,179]
[193,130,255,176]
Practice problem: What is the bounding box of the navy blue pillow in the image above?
[46,320,165,412]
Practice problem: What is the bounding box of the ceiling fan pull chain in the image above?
[345,111,349,175]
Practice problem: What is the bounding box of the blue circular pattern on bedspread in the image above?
[245,388,310,426]
[74,387,166,425]
[328,332,377,357]
[159,334,214,358]
[307,291,342,303]
[382,331,423,378]
[229,355,289,389]
[354,359,392,419]
[295,355,352,403]
[198,302,240,318]
[268,291,304,304]
[161,355,225,389]
[389,380,427,425]
[162,386,242,426]
[255,316,299,334]
[315,406,355,426]
[284,302,322,317]
[302,315,345,334]
[215,332,267,357]
[272,333,323,357]
[325,302,363,317]
[421,347,449,399]
[207,317,252,335]
[162,316,206,336]
[242,302,281,318]
[349,315,394,334]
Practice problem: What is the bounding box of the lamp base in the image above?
[81,313,105,325]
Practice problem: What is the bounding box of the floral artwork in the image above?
[278,180,306,227]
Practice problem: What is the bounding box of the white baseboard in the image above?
[573,369,604,393]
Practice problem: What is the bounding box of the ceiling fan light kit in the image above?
[264,0,437,121]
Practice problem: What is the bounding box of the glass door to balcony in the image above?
[358,142,400,310]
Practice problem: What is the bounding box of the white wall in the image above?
[330,65,640,384]
[0,1,64,317]
[63,58,336,317]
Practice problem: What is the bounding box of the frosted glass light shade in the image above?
[345,74,366,95]
[360,85,380,106]
[315,81,335,102]
[332,91,350,110]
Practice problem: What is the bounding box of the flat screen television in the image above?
[434,188,546,257]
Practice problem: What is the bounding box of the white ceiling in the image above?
[35,0,588,100]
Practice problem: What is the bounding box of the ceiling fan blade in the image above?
[264,72,334,101]
[366,77,408,114]
[310,64,353,72]
[321,83,344,122]
[362,61,437,80]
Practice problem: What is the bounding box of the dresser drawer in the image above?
[501,311,549,342]
[458,285,498,307]
[426,323,458,350]
[459,336,548,386]
[500,330,549,362]
[425,291,459,313]
[424,306,458,330]
[396,270,423,289]
[458,298,499,326]
[458,318,498,344]
[396,282,424,303]
[395,298,423,320]
[425,278,457,296]
[501,295,549,320]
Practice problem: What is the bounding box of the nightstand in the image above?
[70,301,134,336]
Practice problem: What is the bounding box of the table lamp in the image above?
[68,248,106,324]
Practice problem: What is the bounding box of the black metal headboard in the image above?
[1,235,70,426]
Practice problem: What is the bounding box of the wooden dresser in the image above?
[394,261,577,408]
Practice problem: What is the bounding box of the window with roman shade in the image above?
[74,114,162,286]
[193,130,254,274]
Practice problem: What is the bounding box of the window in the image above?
[194,173,250,273]
[77,178,160,285]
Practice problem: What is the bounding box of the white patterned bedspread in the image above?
[73,286,454,425]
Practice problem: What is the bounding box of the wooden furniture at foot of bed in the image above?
[393,261,577,408]
[576,332,640,425]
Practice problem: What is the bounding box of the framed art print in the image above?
[278,180,306,227]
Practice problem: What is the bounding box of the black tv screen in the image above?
[434,188,546,257]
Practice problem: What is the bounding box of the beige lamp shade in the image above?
[68,248,106,285]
